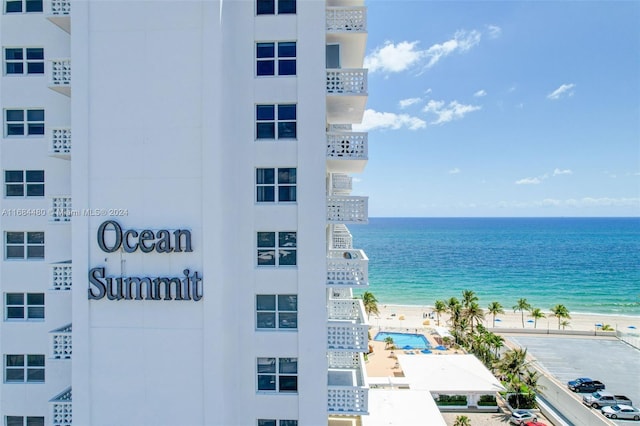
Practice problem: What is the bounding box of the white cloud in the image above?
[515,177,543,185]
[399,97,422,109]
[423,30,481,69]
[423,100,481,124]
[448,168,461,174]
[353,109,427,132]
[553,168,573,176]
[487,25,502,39]
[474,90,487,97]
[547,83,576,100]
[364,41,424,73]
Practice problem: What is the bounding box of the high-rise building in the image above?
[1,0,369,424]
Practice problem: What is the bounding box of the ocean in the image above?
[349,217,640,316]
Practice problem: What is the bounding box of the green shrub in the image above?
[478,394,497,406]
[436,395,468,406]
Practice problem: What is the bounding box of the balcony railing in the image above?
[328,299,368,352]
[327,195,368,224]
[326,69,367,95]
[50,128,71,159]
[327,249,368,288]
[50,324,72,359]
[326,7,367,33]
[50,196,72,222]
[329,287,353,300]
[327,352,369,415]
[331,174,352,194]
[331,224,353,250]
[50,387,72,426]
[51,262,72,290]
[47,0,70,33]
[49,59,71,96]
[327,132,368,161]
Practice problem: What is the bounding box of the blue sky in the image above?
[353,1,640,217]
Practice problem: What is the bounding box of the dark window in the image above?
[256,104,296,140]
[256,42,296,76]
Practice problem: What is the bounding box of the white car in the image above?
[601,404,640,421]
[510,410,538,425]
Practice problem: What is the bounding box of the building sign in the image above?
[88,220,203,301]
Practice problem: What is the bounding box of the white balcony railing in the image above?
[50,324,72,359]
[331,174,352,194]
[50,128,71,158]
[50,0,70,16]
[50,196,72,222]
[51,262,72,291]
[331,224,353,250]
[50,387,72,426]
[326,69,367,95]
[327,195,368,224]
[327,132,368,161]
[327,352,369,415]
[328,299,369,352]
[49,59,71,96]
[329,287,353,300]
[327,249,368,288]
[326,7,367,33]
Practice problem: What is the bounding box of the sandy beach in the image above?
[370,303,640,333]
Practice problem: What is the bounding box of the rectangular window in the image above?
[256,42,296,76]
[5,293,44,320]
[5,170,44,197]
[256,294,297,329]
[257,357,297,392]
[256,104,296,140]
[5,109,44,137]
[4,48,44,75]
[5,232,44,260]
[4,354,44,383]
[256,0,295,15]
[4,0,43,13]
[256,168,296,203]
[258,421,298,426]
[257,232,296,266]
[5,416,45,426]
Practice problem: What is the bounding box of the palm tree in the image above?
[601,324,614,331]
[462,289,478,309]
[550,304,571,330]
[560,319,571,330]
[361,291,380,319]
[464,301,485,332]
[447,297,461,325]
[487,301,505,328]
[384,336,394,350]
[453,415,471,426]
[434,300,447,326]
[529,308,545,329]
[494,347,529,381]
[513,298,532,328]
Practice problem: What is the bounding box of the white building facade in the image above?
[1,0,369,424]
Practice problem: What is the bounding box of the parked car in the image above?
[583,391,633,409]
[510,410,538,425]
[567,377,605,393]
[601,404,640,421]
[524,422,548,426]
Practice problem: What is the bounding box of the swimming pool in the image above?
[373,332,430,349]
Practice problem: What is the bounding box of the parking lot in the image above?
[509,336,640,424]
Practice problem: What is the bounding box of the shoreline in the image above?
[370,303,640,333]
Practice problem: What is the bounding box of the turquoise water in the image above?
[350,218,640,316]
[373,332,430,349]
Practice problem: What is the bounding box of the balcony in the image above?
[326,7,367,67]
[49,59,71,96]
[327,298,369,352]
[47,0,70,33]
[50,196,72,222]
[327,352,369,415]
[50,387,72,426]
[327,195,368,224]
[50,324,72,359]
[331,224,353,250]
[51,262,72,291]
[50,128,71,159]
[326,69,368,124]
[327,249,368,288]
[327,131,368,173]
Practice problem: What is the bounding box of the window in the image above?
[256,295,297,329]
[257,232,296,266]
[258,421,298,426]
[5,170,44,197]
[5,416,45,426]
[4,48,44,75]
[256,168,296,203]
[5,109,45,136]
[257,357,297,392]
[4,0,43,13]
[4,354,44,383]
[256,42,296,76]
[256,0,295,15]
[5,293,44,320]
[256,104,296,140]
[5,232,44,260]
